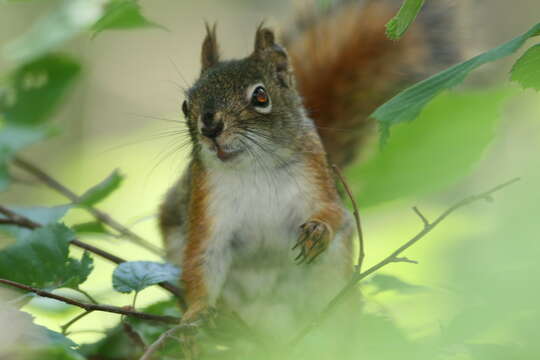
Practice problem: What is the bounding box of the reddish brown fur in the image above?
[181,161,211,319]
[297,135,350,263]
[286,1,431,168]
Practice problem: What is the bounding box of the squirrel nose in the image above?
[201,116,224,139]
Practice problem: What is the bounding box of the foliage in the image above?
[112,261,180,294]
[77,169,124,207]
[0,224,93,289]
[0,1,539,360]
[374,22,540,143]
[91,0,162,37]
[348,89,511,207]
[511,43,540,90]
[385,0,425,40]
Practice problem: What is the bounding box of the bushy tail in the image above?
[283,0,460,168]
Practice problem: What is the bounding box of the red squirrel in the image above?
[159,0,457,348]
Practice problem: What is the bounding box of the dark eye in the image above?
[251,86,269,108]
[182,100,189,117]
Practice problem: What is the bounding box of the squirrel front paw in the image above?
[293,220,331,264]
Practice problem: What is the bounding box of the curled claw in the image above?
[293,220,331,265]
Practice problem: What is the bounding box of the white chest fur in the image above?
[205,161,312,260]
[198,157,352,339]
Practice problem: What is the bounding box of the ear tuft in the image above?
[252,23,293,88]
[254,24,276,54]
[201,22,219,73]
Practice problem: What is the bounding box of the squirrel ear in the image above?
[201,23,220,73]
[253,24,292,88]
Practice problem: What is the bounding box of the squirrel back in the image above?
[283,0,459,168]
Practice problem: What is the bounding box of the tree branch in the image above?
[139,323,199,360]
[332,165,365,272]
[0,278,180,324]
[0,205,186,309]
[289,177,520,346]
[12,155,164,256]
[412,206,429,227]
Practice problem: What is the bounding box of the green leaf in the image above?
[77,169,124,207]
[72,221,109,235]
[385,0,425,40]
[373,22,540,143]
[1,54,81,126]
[0,204,71,240]
[348,89,511,207]
[92,0,162,37]
[0,124,54,191]
[0,224,93,289]
[10,204,71,225]
[112,261,180,293]
[3,0,106,63]
[368,274,427,295]
[0,54,80,190]
[511,43,540,91]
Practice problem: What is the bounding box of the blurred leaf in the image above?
[0,204,71,240]
[1,54,81,126]
[0,224,93,289]
[10,204,71,225]
[16,346,85,360]
[368,274,427,295]
[80,299,182,358]
[112,261,180,293]
[466,343,526,360]
[0,124,54,190]
[511,43,540,91]
[0,54,78,190]
[3,0,106,63]
[72,221,109,235]
[77,169,124,207]
[42,328,78,348]
[0,307,81,359]
[349,89,511,207]
[92,0,162,37]
[385,0,425,40]
[373,22,540,143]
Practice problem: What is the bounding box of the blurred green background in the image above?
[1,0,540,359]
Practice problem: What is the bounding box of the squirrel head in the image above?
[182,24,307,166]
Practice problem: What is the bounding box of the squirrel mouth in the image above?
[211,140,240,162]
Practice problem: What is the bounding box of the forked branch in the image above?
[289,177,520,346]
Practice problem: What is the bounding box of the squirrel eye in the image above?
[251,86,269,107]
[182,100,189,117]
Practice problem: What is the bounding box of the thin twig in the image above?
[393,257,418,264]
[0,205,186,309]
[412,206,429,227]
[122,321,147,350]
[12,155,164,256]
[331,165,365,272]
[61,310,94,335]
[0,278,180,324]
[75,287,99,305]
[289,177,520,347]
[139,323,199,360]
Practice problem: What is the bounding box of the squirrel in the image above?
[159,0,458,347]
